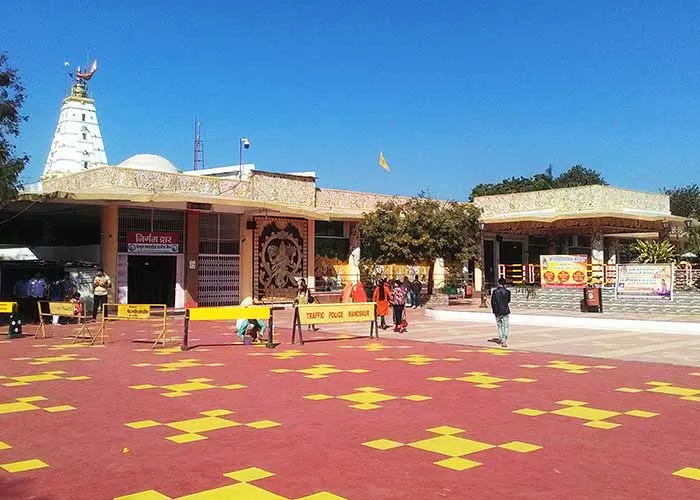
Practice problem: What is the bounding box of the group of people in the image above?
[372,275,422,333]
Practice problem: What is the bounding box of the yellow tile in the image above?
[583,421,620,430]
[16,396,48,403]
[0,441,11,450]
[130,384,158,390]
[166,433,208,444]
[520,364,540,368]
[427,425,465,435]
[0,402,39,415]
[457,374,506,385]
[555,400,588,407]
[624,410,658,418]
[402,395,432,402]
[66,376,91,381]
[188,378,214,383]
[270,369,292,373]
[162,392,190,398]
[114,490,171,500]
[513,408,546,417]
[616,387,643,393]
[347,369,370,374]
[221,384,247,390]
[362,438,404,450]
[200,409,234,417]
[178,482,285,499]
[355,386,382,392]
[409,435,494,457]
[444,357,462,362]
[498,441,542,453]
[681,396,700,402]
[338,392,396,405]
[297,493,348,500]
[474,384,501,389]
[434,457,482,471]
[553,406,620,421]
[427,377,453,382]
[43,405,76,413]
[512,378,537,383]
[303,394,333,401]
[246,420,281,429]
[672,467,700,481]
[167,416,240,434]
[132,363,152,367]
[223,467,275,482]
[0,458,49,473]
[593,365,616,369]
[3,382,30,387]
[649,386,700,397]
[125,420,161,429]
[349,403,380,410]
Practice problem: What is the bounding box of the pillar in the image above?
[184,211,199,308]
[239,213,254,301]
[100,204,118,303]
[307,220,316,290]
[591,230,604,282]
[348,222,361,284]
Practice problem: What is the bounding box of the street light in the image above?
[239,137,251,180]
[478,221,488,308]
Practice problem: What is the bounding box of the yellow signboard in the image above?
[297,302,376,325]
[188,305,271,322]
[49,302,75,316]
[0,302,16,314]
[540,255,588,288]
[117,304,152,320]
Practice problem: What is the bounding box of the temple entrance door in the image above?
[127,256,176,307]
[484,239,495,288]
[499,241,524,283]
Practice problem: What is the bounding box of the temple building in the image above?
[0,69,688,309]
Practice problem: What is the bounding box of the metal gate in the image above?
[197,255,240,306]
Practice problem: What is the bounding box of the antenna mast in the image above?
[193,117,204,171]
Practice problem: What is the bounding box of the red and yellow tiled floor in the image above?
[1,321,699,499]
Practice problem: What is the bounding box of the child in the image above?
[70,292,84,324]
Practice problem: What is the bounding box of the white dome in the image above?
[118,154,180,174]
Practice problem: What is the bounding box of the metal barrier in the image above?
[182,305,279,351]
[292,302,378,345]
[0,302,22,339]
[35,301,91,341]
[91,304,169,348]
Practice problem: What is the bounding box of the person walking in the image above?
[391,279,407,333]
[92,268,111,320]
[490,277,511,348]
[402,276,412,307]
[410,275,422,309]
[372,278,391,329]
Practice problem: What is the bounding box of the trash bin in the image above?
[583,287,603,313]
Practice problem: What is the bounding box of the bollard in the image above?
[8,313,23,338]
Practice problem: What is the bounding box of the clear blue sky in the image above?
[4,0,700,199]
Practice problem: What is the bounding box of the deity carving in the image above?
[257,221,305,298]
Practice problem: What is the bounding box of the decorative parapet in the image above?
[41,167,316,208]
[473,185,670,221]
[315,188,410,212]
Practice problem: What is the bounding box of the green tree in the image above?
[0,52,28,206]
[469,164,606,201]
[360,194,481,292]
[664,184,700,218]
[633,239,676,263]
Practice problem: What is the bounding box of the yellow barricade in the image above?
[92,303,168,348]
[35,301,91,341]
[182,305,277,351]
[292,302,378,345]
[0,302,17,314]
[1,302,22,339]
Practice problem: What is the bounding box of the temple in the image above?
[0,65,689,309]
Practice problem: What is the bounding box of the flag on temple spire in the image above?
[378,152,391,172]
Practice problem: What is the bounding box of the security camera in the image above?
[241,138,250,149]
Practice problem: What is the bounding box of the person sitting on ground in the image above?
[235,297,267,343]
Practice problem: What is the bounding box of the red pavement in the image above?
[0,321,699,499]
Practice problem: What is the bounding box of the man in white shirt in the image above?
[92,268,111,320]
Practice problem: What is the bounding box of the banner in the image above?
[127,232,180,254]
[48,302,75,316]
[117,304,152,320]
[0,302,16,314]
[615,264,673,300]
[540,255,588,288]
[297,302,375,325]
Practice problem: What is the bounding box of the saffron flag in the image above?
[378,152,391,172]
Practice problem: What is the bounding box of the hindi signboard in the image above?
[127,232,180,254]
[117,304,152,320]
[48,302,75,316]
[539,255,588,288]
[615,264,674,300]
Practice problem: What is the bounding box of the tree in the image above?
[360,194,481,292]
[469,164,607,201]
[664,184,700,218]
[633,239,676,263]
[0,52,28,206]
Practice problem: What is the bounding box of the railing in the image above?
[496,263,700,289]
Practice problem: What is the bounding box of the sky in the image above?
[3,0,700,200]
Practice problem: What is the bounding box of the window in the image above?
[81,114,86,121]
[199,213,240,255]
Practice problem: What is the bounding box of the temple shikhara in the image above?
[0,63,689,310]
